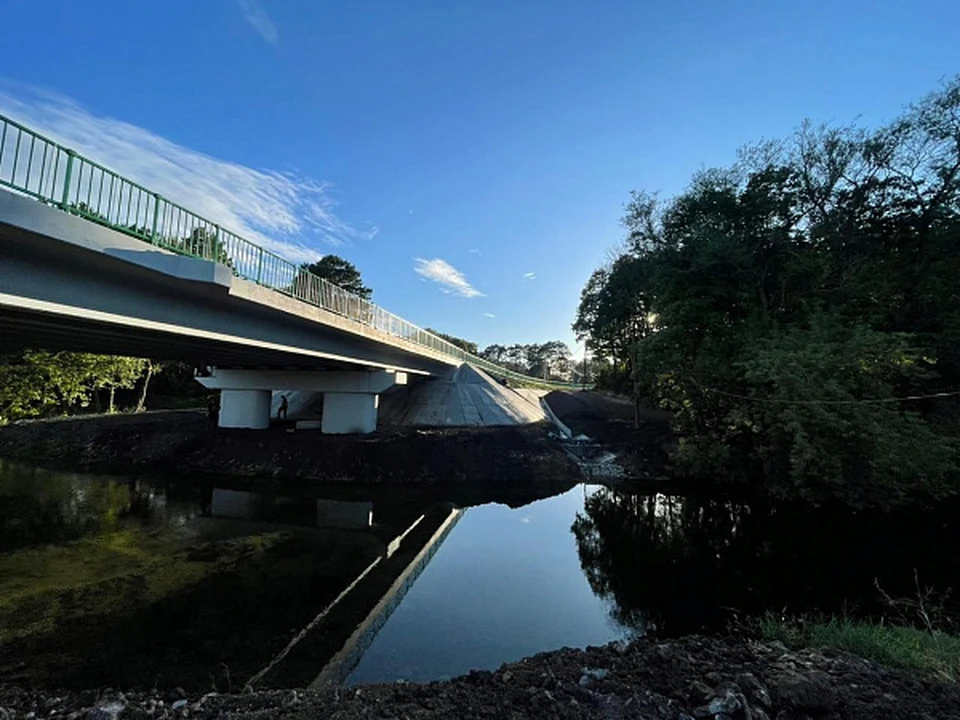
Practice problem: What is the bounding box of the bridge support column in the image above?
[322,392,378,434]
[195,367,407,433]
[219,389,271,429]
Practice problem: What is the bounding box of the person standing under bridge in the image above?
[278,394,289,421]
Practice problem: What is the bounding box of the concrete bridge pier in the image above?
[219,389,273,429]
[196,368,407,433]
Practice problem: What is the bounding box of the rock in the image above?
[92,701,126,720]
[171,699,188,710]
[708,690,741,715]
[768,641,788,653]
[688,680,716,702]
[578,667,609,686]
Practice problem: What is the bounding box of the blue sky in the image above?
[0,1,957,353]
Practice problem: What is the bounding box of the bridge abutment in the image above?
[196,367,407,433]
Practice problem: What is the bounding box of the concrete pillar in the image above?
[219,389,271,429]
[196,367,406,433]
[322,392,379,434]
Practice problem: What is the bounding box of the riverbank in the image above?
[545,390,674,479]
[0,409,579,494]
[3,635,958,719]
[0,389,679,497]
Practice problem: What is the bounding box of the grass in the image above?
[761,614,960,682]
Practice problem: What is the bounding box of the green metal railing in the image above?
[0,112,581,389]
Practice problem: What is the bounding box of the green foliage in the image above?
[0,351,149,423]
[480,341,573,380]
[300,254,372,299]
[575,77,960,506]
[425,328,478,355]
[761,615,960,681]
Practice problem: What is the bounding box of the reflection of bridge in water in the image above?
[204,485,463,688]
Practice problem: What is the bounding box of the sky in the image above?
[0,1,957,353]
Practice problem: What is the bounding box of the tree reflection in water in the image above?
[572,488,960,636]
[0,460,192,551]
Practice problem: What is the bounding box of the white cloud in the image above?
[0,85,375,262]
[483,312,496,318]
[469,247,481,254]
[523,271,537,280]
[413,258,484,298]
[239,0,278,44]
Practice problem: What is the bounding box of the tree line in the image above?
[0,351,160,423]
[574,77,960,508]
[479,341,574,380]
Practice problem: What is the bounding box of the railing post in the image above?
[213,223,221,261]
[150,193,161,244]
[59,150,76,210]
[256,248,264,284]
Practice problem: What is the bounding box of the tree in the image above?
[425,329,478,355]
[574,77,960,507]
[526,341,574,380]
[0,351,150,423]
[300,255,372,300]
[135,360,159,412]
[480,341,574,379]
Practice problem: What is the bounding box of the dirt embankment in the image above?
[545,391,675,480]
[3,636,957,719]
[0,410,579,498]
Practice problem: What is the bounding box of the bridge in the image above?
[0,113,573,433]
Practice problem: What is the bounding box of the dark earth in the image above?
[2,636,958,719]
[0,409,579,498]
[545,391,674,479]
[0,391,673,488]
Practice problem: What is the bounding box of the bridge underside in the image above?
[0,190,458,432]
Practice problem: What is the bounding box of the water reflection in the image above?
[0,460,197,550]
[209,488,374,530]
[572,489,960,635]
[4,458,958,693]
[345,486,629,686]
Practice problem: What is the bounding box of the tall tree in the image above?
[574,77,960,507]
[301,255,372,299]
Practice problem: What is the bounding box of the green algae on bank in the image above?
[0,528,288,646]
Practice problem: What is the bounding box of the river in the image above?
[1,459,957,691]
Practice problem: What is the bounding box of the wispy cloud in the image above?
[239,0,278,44]
[469,247,481,255]
[413,258,484,298]
[483,312,496,318]
[0,85,376,262]
[523,271,537,280]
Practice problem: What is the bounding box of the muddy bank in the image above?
[545,391,674,480]
[0,410,579,499]
[3,635,957,719]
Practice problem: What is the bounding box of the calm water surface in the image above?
[1,459,957,691]
[347,486,627,684]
